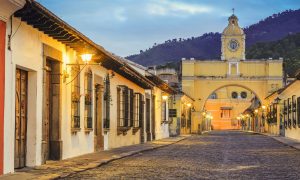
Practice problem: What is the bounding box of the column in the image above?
[0,20,5,175]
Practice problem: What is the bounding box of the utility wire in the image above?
[66,64,87,85]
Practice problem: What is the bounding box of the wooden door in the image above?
[43,61,52,161]
[94,84,104,151]
[15,69,28,169]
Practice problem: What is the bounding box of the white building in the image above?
[2,0,176,174]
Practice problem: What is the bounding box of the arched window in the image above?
[241,91,247,99]
[231,91,238,99]
[209,92,217,99]
[71,66,81,130]
[85,69,93,129]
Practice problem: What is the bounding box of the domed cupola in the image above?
[221,10,246,61]
[222,14,244,36]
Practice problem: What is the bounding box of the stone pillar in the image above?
[0,19,5,175]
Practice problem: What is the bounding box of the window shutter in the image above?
[292,95,297,127]
[139,94,144,128]
[129,89,134,127]
[297,97,300,127]
[283,100,287,128]
[117,86,121,127]
[124,86,129,127]
[288,98,292,128]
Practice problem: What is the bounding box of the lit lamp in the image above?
[262,105,266,110]
[255,109,258,113]
[81,53,93,63]
[162,95,168,101]
[187,103,192,107]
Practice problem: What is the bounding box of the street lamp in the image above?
[81,53,93,63]
[162,95,168,101]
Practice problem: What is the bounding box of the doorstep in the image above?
[0,136,186,180]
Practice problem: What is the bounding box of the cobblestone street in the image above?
[61,131,300,180]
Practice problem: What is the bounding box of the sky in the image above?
[37,0,300,57]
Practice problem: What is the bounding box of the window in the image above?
[231,92,238,99]
[103,73,110,129]
[162,101,167,122]
[187,108,192,128]
[283,100,287,128]
[129,89,134,127]
[181,113,186,127]
[117,85,135,129]
[241,91,247,99]
[71,66,81,129]
[272,103,277,124]
[221,109,231,118]
[117,86,128,127]
[292,95,297,128]
[134,93,144,128]
[288,98,292,128]
[84,70,93,130]
[209,92,217,99]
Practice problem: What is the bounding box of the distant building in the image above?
[181,13,283,133]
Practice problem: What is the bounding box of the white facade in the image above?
[3,16,150,174]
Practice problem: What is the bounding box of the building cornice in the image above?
[0,0,25,22]
[182,76,283,81]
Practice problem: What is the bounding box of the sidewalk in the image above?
[246,131,300,150]
[0,136,186,180]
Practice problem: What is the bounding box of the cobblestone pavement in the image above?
[62,131,300,180]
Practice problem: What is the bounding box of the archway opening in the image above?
[203,85,261,130]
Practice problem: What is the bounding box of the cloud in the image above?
[114,8,127,22]
[147,0,213,17]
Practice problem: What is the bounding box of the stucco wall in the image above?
[106,73,146,149]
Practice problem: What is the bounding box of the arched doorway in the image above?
[202,85,262,131]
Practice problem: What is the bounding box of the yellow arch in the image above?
[202,83,263,111]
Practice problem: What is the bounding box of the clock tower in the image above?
[221,13,245,61]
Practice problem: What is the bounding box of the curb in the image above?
[54,137,186,179]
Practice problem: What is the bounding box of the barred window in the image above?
[292,95,297,127]
[283,100,287,128]
[117,86,128,127]
[84,70,93,129]
[187,108,192,128]
[129,89,134,127]
[181,113,186,128]
[103,73,110,129]
[272,103,277,124]
[71,66,81,129]
[162,101,167,122]
[288,98,292,128]
[134,93,144,128]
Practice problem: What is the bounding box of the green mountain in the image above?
[246,32,300,76]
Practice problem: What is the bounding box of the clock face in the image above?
[228,39,239,51]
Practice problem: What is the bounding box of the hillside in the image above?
[127,9,300,66]
[247,32,300,76]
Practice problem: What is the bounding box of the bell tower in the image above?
[221,10,245,61]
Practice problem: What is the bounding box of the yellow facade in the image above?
[182,14,283,133]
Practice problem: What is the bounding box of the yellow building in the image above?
[182,13,283,133]
[265,77,300,140]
